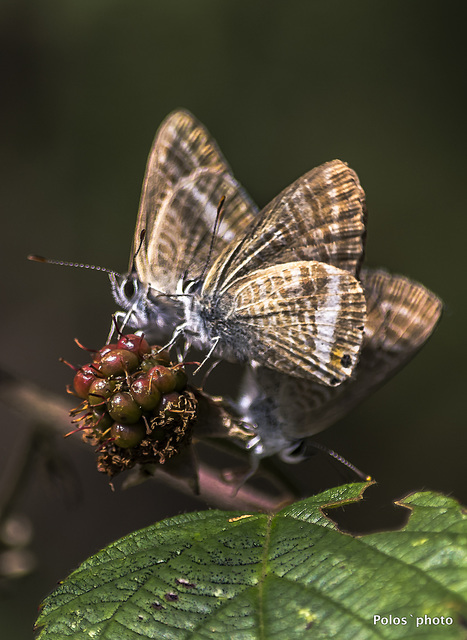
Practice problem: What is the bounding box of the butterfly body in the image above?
[176,254,366,382]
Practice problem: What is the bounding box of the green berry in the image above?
[93,410,113,431]
[107,392,142,424]
[173,367,187,391]
[111,422,146,448]
[88,378,117,407]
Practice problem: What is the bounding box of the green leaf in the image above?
[35,483,467,639]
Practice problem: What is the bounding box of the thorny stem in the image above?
[0,367,298,515]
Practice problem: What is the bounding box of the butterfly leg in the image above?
[106,311,130,343]
[192,336,221,375]
[156,322,188,355]
[199,358,221,387]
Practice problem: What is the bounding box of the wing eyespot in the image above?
[341,354,351,368]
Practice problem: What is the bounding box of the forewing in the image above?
[215,260,366,385]
[205,159,366,295]
[253,267,443,439]
[132,109,258,292]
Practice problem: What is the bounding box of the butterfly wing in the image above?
[201,260,366,385]
[203,159,367,297]
[131,109,258,293]
[362,268,443,355]
[241,268,442,454]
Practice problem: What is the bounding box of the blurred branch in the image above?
[0,367,297,514]
[0,423,36,521]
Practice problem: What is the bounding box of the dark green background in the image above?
[1,1,465,637]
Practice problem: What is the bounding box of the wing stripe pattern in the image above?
[200,260,366,385]
[133,110,258,293]
[204,159,366,298]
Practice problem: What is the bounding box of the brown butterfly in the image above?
[237,268,442,461]
[110,109,367,386]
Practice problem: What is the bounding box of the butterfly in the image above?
[110,109,368,386]
[237,268,442,461]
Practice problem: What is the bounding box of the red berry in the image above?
[98,349,139,376]
[117,334,150,359]
[160,391,181,416]
[148,365,177,394]
[93,343,118,363]
[130,376,161,411]
[150,346,172,366]
[73,366,98,399]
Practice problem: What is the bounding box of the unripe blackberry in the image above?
[117,334,151,358]
[159,391,181,416]
[150,346,172,366]
[110,422,146,448]
[88,378,116,407]
[107,392,142,424]
[139,347,172,372]
[130,376,161,411]
[93,343,118,363]
[98,349,139,376]
[93,410,113,432]
[73,366,98,399]
[66,332,197,478]
[147,365,177,394]
[173,367,188,391]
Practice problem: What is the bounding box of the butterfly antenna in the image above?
[164,197,225,301]
[27,255,116,276]
[198,195,226,283]
[128,229,146,272]
[308,441,372,482]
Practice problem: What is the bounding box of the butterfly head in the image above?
[109,271,150,328]
[110,269,187,338]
